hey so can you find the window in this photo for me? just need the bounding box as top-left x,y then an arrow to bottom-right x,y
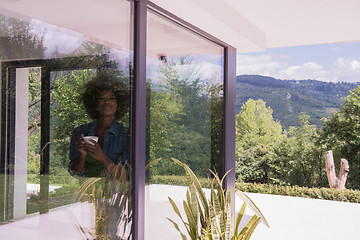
0,1 -> 133,239
145,9 -> 225,239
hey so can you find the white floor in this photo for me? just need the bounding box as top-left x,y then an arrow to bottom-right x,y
0,202 -> 95,240
246,193 -> 360,240
27,184 -> 62,195
146,185 -> 360,240
1,184 -> 360,240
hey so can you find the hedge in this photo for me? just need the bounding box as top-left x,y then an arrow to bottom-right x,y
236,182 -> 360,203
150,175 -> 360,203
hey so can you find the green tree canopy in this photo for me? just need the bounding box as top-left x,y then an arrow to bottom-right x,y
235,99 -> 283,184
0,15 -> 45,60
236,99 -> 282,148
278,113 -> 326,187
148,59 -> 222,178
319,86 -> 360,188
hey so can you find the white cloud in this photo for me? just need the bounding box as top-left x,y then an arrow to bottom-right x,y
236,54 -> 288,76
146,56 -> 223,86
329,58 -> 360,82
276,62 -> 329,81
237,54 -> 360,83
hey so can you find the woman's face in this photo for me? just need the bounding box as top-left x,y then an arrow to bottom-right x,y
96,90 -> 118,118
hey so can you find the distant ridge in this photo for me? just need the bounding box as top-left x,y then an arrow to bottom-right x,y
236,75 -> 359,129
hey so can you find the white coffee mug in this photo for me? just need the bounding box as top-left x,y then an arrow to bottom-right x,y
83,136 -> 99,145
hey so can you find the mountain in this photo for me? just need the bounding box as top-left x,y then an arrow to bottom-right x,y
236,75 -> 359,129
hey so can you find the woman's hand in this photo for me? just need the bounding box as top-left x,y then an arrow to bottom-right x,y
83,137 -> 118,175
85,139 -> 107,163
75,134 -> 87,156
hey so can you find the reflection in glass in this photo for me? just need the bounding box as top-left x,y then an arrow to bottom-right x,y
0,1 -> 133,239
145,10 -> 224,239
67,71 -> 131,239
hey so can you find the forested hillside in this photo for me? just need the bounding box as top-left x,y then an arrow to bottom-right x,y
236,75 -> 359,129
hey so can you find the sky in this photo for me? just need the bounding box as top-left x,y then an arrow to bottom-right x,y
31,16 -> 360,84
236,41 -> 360,83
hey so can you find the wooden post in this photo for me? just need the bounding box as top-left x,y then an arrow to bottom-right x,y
324,150 -> 349,189
338,158 -> 349,189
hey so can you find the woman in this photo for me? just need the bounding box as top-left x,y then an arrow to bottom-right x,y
68,71 -> 131,239
68,71 -> 130,178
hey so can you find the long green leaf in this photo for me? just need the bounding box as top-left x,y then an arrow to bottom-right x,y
172,158 -> 210,218
232,189 -> 270,228
183,201 -> 199,239
187,189 -> 200,228
167,218 -> 188,240
238,215 -> 258,238
225,202 -> 233,240
198,196 -> 208,230
209,170 -> 225,211
168,197 -> 191,236
234,203 -> 246,235
225,191 -> 233,236
73,177 -> 102,201
210,211 -> 221,240
211,186 -> 224,233
242,217 -> 260,240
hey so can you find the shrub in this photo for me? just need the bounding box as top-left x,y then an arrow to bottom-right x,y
151,175 -> 360,203
235,182 -> 360,203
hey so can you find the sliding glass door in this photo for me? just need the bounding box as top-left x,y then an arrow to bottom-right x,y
0,1 -> 134,239
145,9 -> 225,239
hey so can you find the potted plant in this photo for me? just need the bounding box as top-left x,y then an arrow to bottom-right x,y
74,163 -> 132,240
168,158 -> 269,240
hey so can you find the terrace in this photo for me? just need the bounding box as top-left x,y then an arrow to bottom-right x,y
1,184 -> 360,239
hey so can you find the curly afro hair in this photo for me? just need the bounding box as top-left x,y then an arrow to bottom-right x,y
80,71 -> 129,120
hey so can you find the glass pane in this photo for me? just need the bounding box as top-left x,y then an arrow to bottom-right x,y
145,10 -> 224,239
0,1 -> 133,239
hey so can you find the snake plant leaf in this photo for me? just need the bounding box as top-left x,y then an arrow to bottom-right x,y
168,197 -> 182,217
168,197 -> 191,236
198,196 -> 208,229
210,212 -> 221,240
73,177 -> 102,201
168,197 -> 187,222
234,203 -> 246,235
210,186 -> 226,234
172,158 -> 210,219
186,170 -> 199,216
211,187 -> 221,216
242,216 -> 260,240
225,191 -> 233,232
200,225 -> 212,240
209,169 -> 226,208
186,189 -> 200,226
167,218 -> 188,240
183,200 -> 199,240
225,202 -> 233,240
232,189 -> 270,228
237,215 -> 259,238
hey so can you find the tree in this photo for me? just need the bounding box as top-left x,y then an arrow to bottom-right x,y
319,86 -> 360,189
277,113 -> 326,187
235,99 -> 283,183
147,77 -> 185,176
51,69 -> 96,164
148,59 -> 220,178
0,15 -> 45,60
